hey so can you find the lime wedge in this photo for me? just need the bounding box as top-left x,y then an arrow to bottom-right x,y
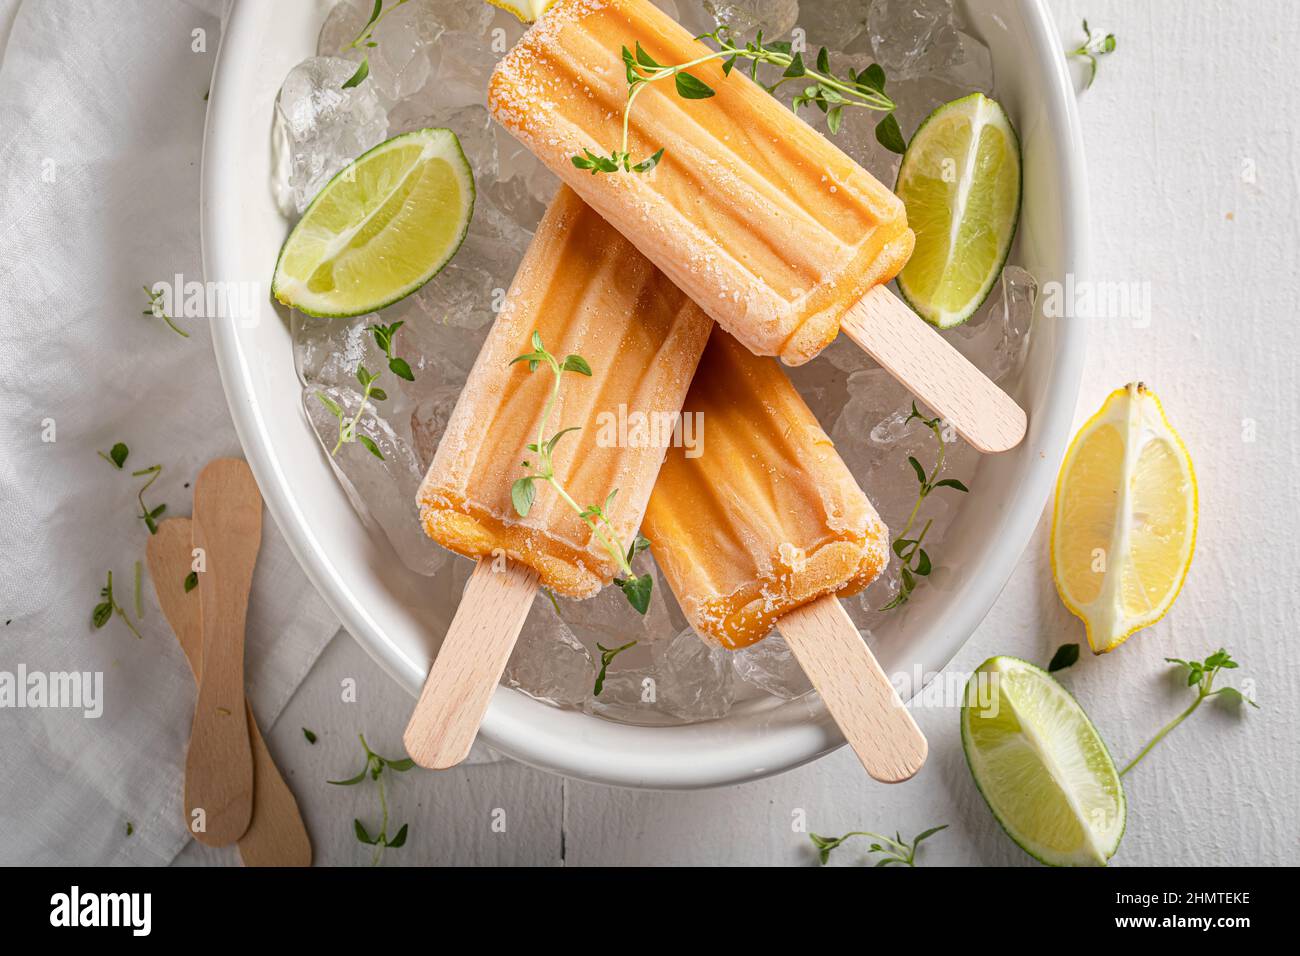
961,657 -> 1126,866
895,93 -> 1021,329
272,128 -> 474,318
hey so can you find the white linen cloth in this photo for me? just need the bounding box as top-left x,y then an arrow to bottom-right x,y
0,0 -> 341,864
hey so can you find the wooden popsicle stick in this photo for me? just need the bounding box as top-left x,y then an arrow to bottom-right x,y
186,459 -> 263,846
840,286 -> 1027,454
147,519 -> 311,867
778,594 -> 927,783
404,557 -> 540,769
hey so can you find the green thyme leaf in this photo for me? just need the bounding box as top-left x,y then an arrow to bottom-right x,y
512,477 -> 536,517
619,573 -> 653,615
342,57 -> 370,89
358,435 -> 384,460
593,640 -> 637,695
98,442 -> 130,469
1047,643 -> 1081,673
875,113 -> 907,154
561,354 -> 593,376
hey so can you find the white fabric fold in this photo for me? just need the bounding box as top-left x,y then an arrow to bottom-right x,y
0,0 -> 339,865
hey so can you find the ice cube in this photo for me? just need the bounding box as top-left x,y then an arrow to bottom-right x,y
293,311 -> 374,388
558,559 -> 680,649
704,0 -> 799,38
273,56 -> 388,214
426,0 -> 496,34
317,0 -> 371,61
799,1 -> 870,49
428,30 -> 507,110
320,0 -> 484,106
406,204 -> 526,334
409,385 -> 464,470
731,632 -> 812,699
653,628 -> 737,720
503,598 -> 596,706
867,0 -> 960,78
586,667 -> 666,724
388,103 -> 496,182
952,266 -> 1038,383
304,385 -> 446,576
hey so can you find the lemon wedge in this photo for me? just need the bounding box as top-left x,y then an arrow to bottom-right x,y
1051,383 -> 1198,653
484,0 -> 557,23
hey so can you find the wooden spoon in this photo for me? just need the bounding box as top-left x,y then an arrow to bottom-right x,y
148,518 -> 311,866
185,459 -> 262,846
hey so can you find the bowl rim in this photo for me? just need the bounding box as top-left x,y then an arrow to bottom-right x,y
201,0 -> 1088,790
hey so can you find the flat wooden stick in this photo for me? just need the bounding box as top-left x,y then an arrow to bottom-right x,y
404,557 -> 540,769
148,518 -> 311,867
840,286 -> 1027,454
778,594 -> 927,783
186,459 -> 262,846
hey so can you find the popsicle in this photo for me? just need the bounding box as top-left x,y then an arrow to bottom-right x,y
643,328 -> 927,781
405,185 -> 712,768
489,0 -> 1026,453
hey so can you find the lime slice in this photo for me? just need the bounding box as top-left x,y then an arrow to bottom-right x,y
485,0 -> 557,22
961,657 -> 1125,866
895,93 -> 1021,329
272,128 -> 474,318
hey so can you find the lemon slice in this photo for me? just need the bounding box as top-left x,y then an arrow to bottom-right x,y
485,0 -> 557,23
1051,383 -> 1198,653
962,656 -> 1126,867
895,93 -> 1022,329
272,128 -> 474,318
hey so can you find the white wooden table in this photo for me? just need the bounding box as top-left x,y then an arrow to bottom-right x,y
178,0 -> 1300,867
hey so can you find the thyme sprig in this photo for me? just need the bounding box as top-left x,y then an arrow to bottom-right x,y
880,403 -> 969,610
509,332 -> 654,614
593,640 -> 637,696
574,27 -> 902,174
143,285 -> 189,338
315,322 -> 413,462
340,0 -> 411,89
98,442 -> 129,469
1069,19 -> 1117,90
1121,649 -> 1257,777
811,824 -> 947,866
92,570 -> 143,639
328,733 -> 415,865
133,464 -> 167,535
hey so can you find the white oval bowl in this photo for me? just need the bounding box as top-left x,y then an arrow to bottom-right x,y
201,0 -> 1087,789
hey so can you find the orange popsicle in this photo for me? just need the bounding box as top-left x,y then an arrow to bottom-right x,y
417,184 -> 712,597
489,0 -> 1027,455
489,0 -> 914,367
643,328 -> 889,649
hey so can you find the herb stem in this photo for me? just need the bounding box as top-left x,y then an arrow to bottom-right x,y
519,344 -> 636,580
133,561 -> 144,619
335,379 -> 375,455
1120,676 -> 1212,778
108,570 -> 143,639
347,0 -> 409,52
